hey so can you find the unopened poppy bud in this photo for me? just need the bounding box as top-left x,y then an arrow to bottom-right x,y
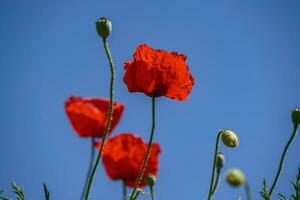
96,17 -> 112,38
226,169 -> 246,187
221,130 -> 239,148
292,107 -> 300,125
216,152 -> 225,169
146,174 -> 156,187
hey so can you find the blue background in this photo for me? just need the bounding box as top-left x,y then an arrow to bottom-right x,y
0,0 -> 299,199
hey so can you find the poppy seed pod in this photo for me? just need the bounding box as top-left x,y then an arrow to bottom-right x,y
146,174 -> 156,187
96,17 -> 112,38
216,152 -> 225,169
292,107 -> 300,125
226,169 -> 246,187
221,130 -> 239,148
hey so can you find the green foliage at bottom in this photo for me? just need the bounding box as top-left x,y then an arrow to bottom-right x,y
278,167 -> 300,200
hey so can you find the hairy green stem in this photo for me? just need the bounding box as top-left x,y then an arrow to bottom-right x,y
207,130 -> 223,200
84,38 -> 115,200
129,96 -> 156,200
269,124 -> 298,196
150,186 -> 155,200
80,137 -> 95,200
245,181 -> 252,200
211,168 -> 221,196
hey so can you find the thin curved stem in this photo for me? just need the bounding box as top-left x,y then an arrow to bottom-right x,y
244,181 -> 252,200
211,168 -> 221,196
84,37 -> 115,200
129,96 -> 156,200
80,137 -> 96,200
269,124 -> 298,196
207,130 -> 223,200
122,180 -> 127,200
150,186 -> 155,200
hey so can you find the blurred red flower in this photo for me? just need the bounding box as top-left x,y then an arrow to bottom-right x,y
65,96 -> 124,137
123,44 -> 195,100
95,133 -> 161,187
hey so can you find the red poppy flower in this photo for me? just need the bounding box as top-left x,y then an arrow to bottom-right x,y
65,96 -> 124,137
95,133 -> 161,187
123,44 -> 195,101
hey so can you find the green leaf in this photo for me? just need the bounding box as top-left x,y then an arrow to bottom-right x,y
260,178 -> 270,200
0,190 -> 11,200
11,182 -> 25,200
278,193 -> 287,200
43,183 -> 50,200
285,166 -> 300,200
0,197 -> 11,200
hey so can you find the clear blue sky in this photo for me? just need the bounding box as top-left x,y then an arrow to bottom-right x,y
0,0 -> 299,199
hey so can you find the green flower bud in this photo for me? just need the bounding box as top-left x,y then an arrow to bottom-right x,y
146,174 -> 156,187
216,152 -> 225,169
226,169 -> 246,187
221,130 -> 239,148
292,107 -> 300,125
96,17 -> 112,38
